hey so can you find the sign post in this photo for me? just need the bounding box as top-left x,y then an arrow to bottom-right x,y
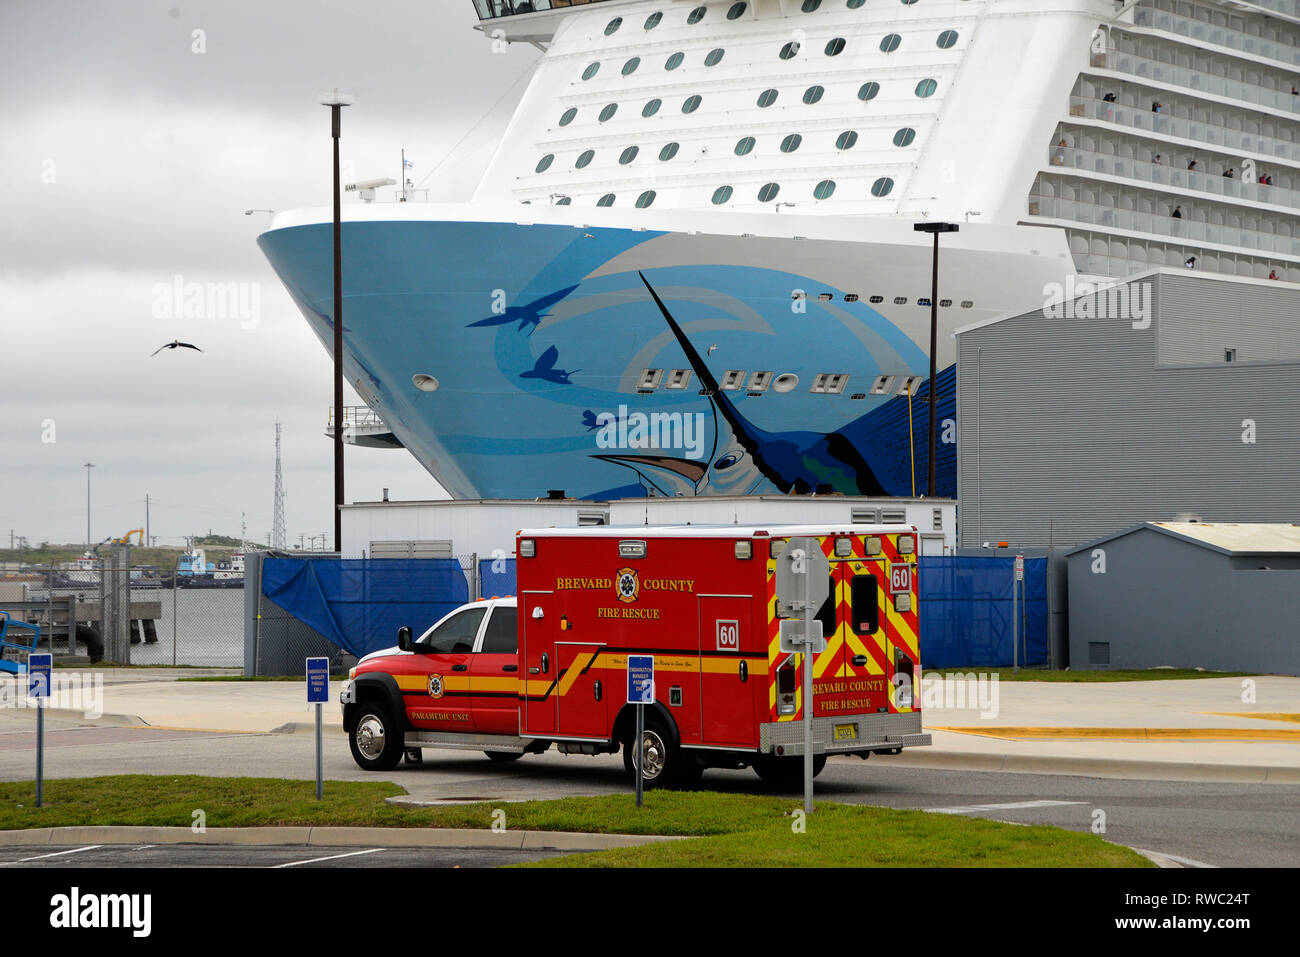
306,657 -> 330,800
1013,555 -> 1024,674
775,537 -> 830,814
626,654 -> 654,808
28,653 -> 52,808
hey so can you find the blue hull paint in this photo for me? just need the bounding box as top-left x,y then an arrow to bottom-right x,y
258,219 -> 956,499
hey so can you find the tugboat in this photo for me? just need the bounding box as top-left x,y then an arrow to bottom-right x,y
176,546 -> 245,589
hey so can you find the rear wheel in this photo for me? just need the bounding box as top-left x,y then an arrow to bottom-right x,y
753,754 -> 827,788
348,701 -> 404,771
623,713 -> 683,789
485,751 -> 524,763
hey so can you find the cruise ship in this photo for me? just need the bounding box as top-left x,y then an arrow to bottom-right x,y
258,0 -> 1300,501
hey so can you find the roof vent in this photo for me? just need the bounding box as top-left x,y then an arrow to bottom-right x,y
1171,512 -> 1203,523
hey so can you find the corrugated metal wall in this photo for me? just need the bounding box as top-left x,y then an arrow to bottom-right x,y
957,272 -> 1300,549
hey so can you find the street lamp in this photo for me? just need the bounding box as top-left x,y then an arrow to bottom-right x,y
913,222 -> 959,498
320,89 -> 354,554
83,462 -> 95,550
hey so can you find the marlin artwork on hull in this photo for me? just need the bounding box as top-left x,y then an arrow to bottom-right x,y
258,0 -> 1300,501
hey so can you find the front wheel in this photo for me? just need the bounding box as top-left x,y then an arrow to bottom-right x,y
348,702 -> 405,771
623,714 -> 683,789
485,751 -> 524,763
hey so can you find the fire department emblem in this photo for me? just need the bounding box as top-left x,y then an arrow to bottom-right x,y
616,567 -> 639,604
428,674 -> 444,699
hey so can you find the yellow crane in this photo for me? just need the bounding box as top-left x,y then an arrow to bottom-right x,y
112,528 -> 144,546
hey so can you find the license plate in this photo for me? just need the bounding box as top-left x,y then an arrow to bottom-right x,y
834,723 -> 857,741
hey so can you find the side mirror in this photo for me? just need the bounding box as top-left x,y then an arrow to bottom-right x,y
397,626 -> 413,652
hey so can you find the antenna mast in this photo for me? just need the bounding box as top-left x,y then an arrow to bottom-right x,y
272,420 -> 287,549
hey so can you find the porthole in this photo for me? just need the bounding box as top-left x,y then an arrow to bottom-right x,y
535,154 -> 554,173
916,78 -> 938,98
780,41 -> 801,60
659,141 -> 679,161
644,11 -> 663,30
880,33 -> 901,53
773,373 -> 799,393
734,136 -> 756,156
869,295 -> 884,304
688,6 -> 707,24
835,130 -> 859,151
619,145 -> 639,165
576,150 -> 595,169
412,374 -> 439,392
937,30 -> 959,49
727,2 -> 748,20
961,300 -> 974,308
559,107 -> 577,127
582,62 -> 600,81
665,51 -> 684,70
802,0 -> 822,10
597,193 -> 616,207
705,48 -> 725,66
825,37 -> 846,56
622,57 -> 641,76
940,299 -> 953,307
642,98 -> 662,117
712,185 -> 734,205
803,85 -> 825,104
757,88 -> 779,108
871,176 -> 895,197
605,17 -> 622,36
758,182 -> 780,202
858,81 -> 881,101
893,127 -> 916,147
599,103 -> 618,122
814,179 -> 837,200
636,190 -> 657,208
780,133 -> 802,153
555,197 -> 572,206
847,0 -> 866,7
894,297 -> 908,305
682,94 -> 702,113
901,0 -> 918,4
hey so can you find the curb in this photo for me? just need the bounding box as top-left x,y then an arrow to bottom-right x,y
41,708 -> 148,727
932,726 -> 1300,741
0,825 -> 682,851
886,749 -> 1300,783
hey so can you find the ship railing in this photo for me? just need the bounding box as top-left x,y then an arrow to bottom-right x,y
1095,50 -> 1300,115
1028,193 -> 1300,258
1239,0 -> 1300,21
470,0 -> 617,21
1048,146 -> 1300,211
327,406 -> 389,430
1133,7 -> 1300,68
1068,95 -> 1300,165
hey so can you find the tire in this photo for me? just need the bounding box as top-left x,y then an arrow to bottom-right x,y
76,624 -> 103,663
623,713 -> 684,789
348,701 -> 405,771
485,751 -> 524,763
753,754 -> 827,788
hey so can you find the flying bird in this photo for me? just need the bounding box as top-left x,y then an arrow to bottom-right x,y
151,340 -> 202,356
520,345 -> 579,384
468,284 -> 579,334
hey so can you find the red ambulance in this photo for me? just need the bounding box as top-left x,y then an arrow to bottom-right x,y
341,524 -> 930,787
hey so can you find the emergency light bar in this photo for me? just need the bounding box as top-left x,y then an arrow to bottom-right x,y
619,540 -> 647,559
734,541 -> 752,560
519,539 -> 536,558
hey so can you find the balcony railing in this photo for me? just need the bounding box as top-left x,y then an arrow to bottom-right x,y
1028,194 -> 1300,257
470,0 -> 619,20
1242,0 -> 1300,20
1133,7 -> 1300,67
1048,145 -> 1300,210
1093,49 -> 1300,114
1068,95 -> 1300,164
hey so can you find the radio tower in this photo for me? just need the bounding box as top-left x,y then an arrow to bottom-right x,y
272,420 -> 287,549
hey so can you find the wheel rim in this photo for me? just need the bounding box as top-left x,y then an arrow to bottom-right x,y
356,714 -> 386,760
639,729 -> 667,780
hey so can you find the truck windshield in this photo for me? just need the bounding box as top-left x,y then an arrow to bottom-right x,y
419,608 -> 486,653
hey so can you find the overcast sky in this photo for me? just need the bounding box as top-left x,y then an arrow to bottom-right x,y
0,0 -> 540,548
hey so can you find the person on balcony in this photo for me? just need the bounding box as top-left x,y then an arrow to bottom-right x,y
1223,168 -> 1235,178
1172,205 -> 1183,219
1152,101 -> 1163,112
1187,159 -> 1198,171
1103,92 -> 1117,103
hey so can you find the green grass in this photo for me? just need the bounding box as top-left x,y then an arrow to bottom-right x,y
0,776 -> 1147,868
925,668 -> 1254,683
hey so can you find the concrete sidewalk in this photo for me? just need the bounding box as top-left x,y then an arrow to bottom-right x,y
13,669 -> 1300,780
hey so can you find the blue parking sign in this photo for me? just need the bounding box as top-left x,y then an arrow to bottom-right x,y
306,657 -> 330,703
28,653 -> 52,699
627,655 -> 654,705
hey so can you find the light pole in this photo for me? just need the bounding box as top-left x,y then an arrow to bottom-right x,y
913,222 -> 959,498
320,89 -> 353,555
83,462 -> 95,550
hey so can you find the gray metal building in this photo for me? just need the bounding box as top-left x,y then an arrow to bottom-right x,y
955,269 -> 1300,550
1066,522 -> 1300,675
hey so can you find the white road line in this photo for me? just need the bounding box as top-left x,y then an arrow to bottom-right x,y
272,848 -> 385,868
0,845 -> 104,865
927,800 -> 1086,815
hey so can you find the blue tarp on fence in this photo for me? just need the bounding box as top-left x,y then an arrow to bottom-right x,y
479,558 -> 516,600
920,557 -> 1048,669
261,558 -> 469,660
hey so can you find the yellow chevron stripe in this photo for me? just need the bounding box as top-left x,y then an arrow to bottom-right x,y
556,651 -> 597,696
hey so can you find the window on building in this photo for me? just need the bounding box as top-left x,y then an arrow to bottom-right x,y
682,94 -> 702,113
780,133 -> 802,153
916,78 -> 938,98
644,11 -> 663,30
872,177 -> 895,196
665,51 -> 684,70
688,6 -> 707,25
619,146 -> 639,165
597,193 -> 616,207
576,150 -> 595,169
605,17 -> 623,36
893,127 -> 916,147
937,30 -> 959,49
757,88 -> 779,108
659,141 -> 679,161
583,62 -> 600,80
758,182 -> 781,202
705,48 -> 725,66
803,85 -> 825,104
858,81 -> 881,101
880,33 -> 901,53
727,2 -> 748,19
599,103 -> 618,122
814,179 -> 837,199
622,57 -> 641,76
825,37 -> 846,56
835,130 -> 859,150
780,41 -> 801,60
642,98 -> 662,117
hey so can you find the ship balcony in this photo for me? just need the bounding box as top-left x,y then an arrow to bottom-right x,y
1090,50 -> 1300,116
325,406 -> 403,450
1067,95 -> 1300,166
1131,6 -> 1300,69
1027,193 -> 1300,261
470,0 -> 622,17
1047,145 -> 1299,211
